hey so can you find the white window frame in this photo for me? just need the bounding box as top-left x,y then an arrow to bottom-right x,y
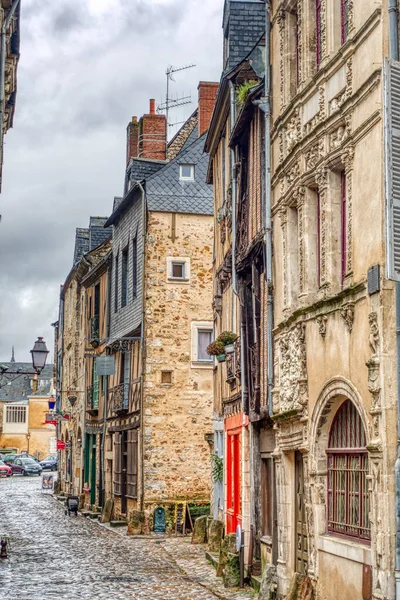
6,405 -> 27,424
167,257 -> 190,283
179,164 -> 195,181
191,321 -> 214,367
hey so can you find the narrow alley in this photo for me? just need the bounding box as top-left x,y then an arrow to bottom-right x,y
0,478 -> 253,600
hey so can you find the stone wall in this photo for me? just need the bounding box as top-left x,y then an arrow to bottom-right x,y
143,211 -> 214,510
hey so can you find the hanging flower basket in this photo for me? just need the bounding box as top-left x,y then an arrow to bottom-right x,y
216,353 -> 227,363
217,331 -> 238,354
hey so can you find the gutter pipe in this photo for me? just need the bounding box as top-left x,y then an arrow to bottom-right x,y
263,2 -> 273,416
0,0 -> 19,173
137,181 -> 146,512
230,81 -> 238,304
388,1 -> 400,596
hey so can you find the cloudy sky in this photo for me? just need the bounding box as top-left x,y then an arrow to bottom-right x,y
0,0 -> 222,363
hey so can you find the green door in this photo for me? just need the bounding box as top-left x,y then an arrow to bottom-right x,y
90,439 -> 96,506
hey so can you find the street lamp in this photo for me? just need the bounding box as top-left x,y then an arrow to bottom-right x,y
0,337 -> 49,376
30,337 -> 49,373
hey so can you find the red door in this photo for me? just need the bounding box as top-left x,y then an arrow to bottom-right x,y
226,431 -> 241,534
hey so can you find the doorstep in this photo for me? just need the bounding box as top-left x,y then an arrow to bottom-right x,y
205,550 -> 219,570
251,575 -> 261,592
110,520 -> 128,527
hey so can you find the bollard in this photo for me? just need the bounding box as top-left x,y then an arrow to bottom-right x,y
0,539 -> 8,558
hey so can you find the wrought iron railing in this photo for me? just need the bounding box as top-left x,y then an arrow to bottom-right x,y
111,383 -> 130,414
90,315 -> 100,344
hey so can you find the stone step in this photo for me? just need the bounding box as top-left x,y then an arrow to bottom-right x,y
109,520 -> 127,527
87,512 -> 100,520
205,551 -> 219,570
251,575 -> 262,592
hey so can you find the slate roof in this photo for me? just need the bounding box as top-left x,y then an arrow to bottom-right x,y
89,217 -> 111,251
0,363 -> 53,401
73,217 -> 110,265
223,0 -> 265,73
145,130 -> 213,216
73,228 -> 89,265
127,158 -> 166,187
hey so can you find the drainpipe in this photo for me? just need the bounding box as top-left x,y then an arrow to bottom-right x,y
0,0 -> 19,171
137,181 -> 146,513
388,0 -> 400,596
263,2 -> 273,416
230,82 -> 239,323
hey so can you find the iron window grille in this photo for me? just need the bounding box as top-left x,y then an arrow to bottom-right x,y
327,400 -> 370,542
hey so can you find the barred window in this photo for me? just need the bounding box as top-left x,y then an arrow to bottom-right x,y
327,400 -> 370,542
6,406 -> 27,423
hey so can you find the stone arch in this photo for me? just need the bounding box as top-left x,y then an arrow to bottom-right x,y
310,376 -> 370,467
308,377 -> 371,552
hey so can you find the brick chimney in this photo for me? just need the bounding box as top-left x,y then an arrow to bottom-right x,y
138,99 -> 167,161
198,81 -> 219,137
126,116 -> 139,166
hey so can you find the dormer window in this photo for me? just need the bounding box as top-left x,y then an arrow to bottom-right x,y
180,164 -> 195,181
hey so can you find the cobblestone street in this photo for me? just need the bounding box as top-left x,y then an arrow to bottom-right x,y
0,478 -> 254,600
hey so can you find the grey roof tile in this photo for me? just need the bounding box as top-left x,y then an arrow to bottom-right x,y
0,363 -> 53,401
145,132 -> 213,215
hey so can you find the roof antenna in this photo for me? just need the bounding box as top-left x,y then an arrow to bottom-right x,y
157,64 -> 196,136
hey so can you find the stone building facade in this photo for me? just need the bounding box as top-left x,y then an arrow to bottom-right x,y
0,0 -> 20,191
207,0 -> 400,599
57,219 -> 111,497
103,86 -> 217,529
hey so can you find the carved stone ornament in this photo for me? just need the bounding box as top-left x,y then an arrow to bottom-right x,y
329,123 -> 348,150
369,312 -> 379,357
305,140 -> 324,171
285,109 -> 301,154
278,323 -> 308,414
340,302 -> 355,333
317,315 -> 328,338
366,312 -> 381,412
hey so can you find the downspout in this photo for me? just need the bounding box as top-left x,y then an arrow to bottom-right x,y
137,181 -> 146,512
264,2 -> 273,416
0,0 -> 19,170
230,81 -> 239,307
389,1 -> 400,596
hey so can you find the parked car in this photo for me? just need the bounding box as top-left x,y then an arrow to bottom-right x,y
3,454 -> 17,465
40,455 -> 58,471
11,457 -> 42,476
0,460 -> 12,477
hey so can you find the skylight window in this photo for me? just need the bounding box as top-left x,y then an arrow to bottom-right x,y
180,164 -> 195,181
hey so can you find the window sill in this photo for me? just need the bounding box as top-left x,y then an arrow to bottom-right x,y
317,534 -> 371,565
167,277 -> 190,284
191,361 -> 214,369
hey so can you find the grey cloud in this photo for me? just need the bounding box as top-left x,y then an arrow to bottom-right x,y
0,0 -> 223,361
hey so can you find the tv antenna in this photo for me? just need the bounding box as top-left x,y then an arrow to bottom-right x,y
157,63 -> 196,131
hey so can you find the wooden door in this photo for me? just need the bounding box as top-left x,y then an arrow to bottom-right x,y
226,432 -> 241,534
90,438 -> 96,506
295,451 -> 308,575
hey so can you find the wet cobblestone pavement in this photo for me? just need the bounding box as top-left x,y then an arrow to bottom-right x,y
0,477 -> 254,600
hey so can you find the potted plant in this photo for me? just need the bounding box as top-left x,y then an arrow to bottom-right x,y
217,331 -> 238,354
206,340 -> 226,363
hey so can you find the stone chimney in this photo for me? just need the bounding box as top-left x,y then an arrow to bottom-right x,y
198,81 -> 219,137
138,99 -> 167,161
126,116 -> 139,166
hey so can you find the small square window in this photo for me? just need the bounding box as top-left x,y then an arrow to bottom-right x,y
161,371 -> 172,384
180,165 -> 195,181
172,262 -> 185,279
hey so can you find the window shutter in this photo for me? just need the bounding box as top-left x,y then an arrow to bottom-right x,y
126,429 -> 138,498
384,59 -> 400,281
113,433 -> 122,496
